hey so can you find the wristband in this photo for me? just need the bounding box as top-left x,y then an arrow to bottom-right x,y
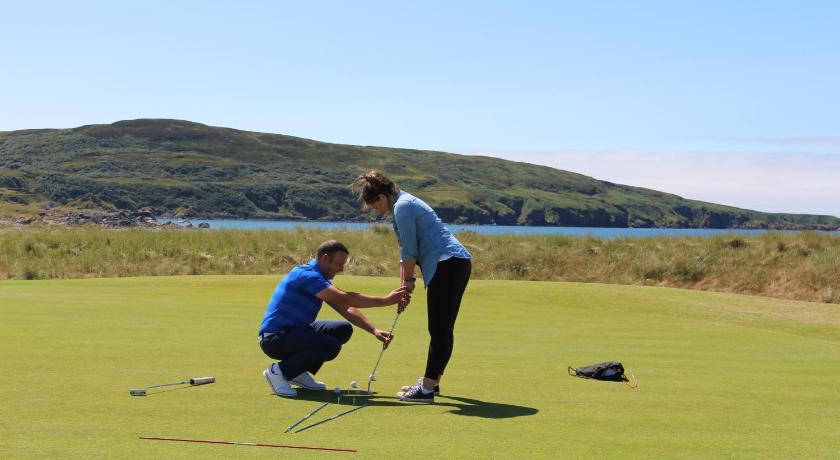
406,277 -> 416,283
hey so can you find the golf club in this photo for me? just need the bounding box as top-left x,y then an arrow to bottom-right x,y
129,376 -> 215,396
294,404 -> 370,433
139,436 -> 356,452
365,310 -> 401,394
284,401 -> 330,433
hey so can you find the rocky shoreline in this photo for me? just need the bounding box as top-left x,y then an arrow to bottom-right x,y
0,208 -> 210,229
1,208 -> 838,232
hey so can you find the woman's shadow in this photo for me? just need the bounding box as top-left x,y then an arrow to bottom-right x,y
292,390 -> 538,419
437,395 -> 538,418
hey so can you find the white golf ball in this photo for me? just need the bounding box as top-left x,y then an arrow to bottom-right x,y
350,381 -> 358,388
369,374 -> 376,381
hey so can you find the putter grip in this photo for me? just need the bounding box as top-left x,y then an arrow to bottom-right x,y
189,376 -> 215,386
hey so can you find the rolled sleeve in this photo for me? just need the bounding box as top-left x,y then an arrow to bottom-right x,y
394,201 -> 419,261
298,271 -> 332,296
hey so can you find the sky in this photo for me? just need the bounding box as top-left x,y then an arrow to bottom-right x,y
2,1 -> 838,217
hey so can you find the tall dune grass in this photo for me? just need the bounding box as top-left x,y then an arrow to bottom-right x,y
1,225 -> 838,303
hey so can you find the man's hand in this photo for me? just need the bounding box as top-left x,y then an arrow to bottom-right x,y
374,329 -> 394,348
385,286 -> 409,305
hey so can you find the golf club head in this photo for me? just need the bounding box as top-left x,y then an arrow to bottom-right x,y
129,389 -> 147,396
189,376 -> 215,386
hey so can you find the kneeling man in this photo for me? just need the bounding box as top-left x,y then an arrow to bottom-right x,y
259,240 -> 407,397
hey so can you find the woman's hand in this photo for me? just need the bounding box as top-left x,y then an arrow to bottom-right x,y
397,296 -> 410,313
397,278 -> 414,312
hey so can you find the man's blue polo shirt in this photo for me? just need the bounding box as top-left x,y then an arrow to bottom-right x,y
258,259 -> 332,334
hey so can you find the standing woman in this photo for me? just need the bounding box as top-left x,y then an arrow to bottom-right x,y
351,171 -> 472,403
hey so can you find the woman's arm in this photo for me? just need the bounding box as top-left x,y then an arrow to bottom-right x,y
400,260 -> 416,289
393,201 -> 419,263
398,260 -> 416,312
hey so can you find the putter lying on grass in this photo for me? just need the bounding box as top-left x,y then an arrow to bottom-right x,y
294,404 -> 370,433
139,436 -> 356,452
129,376 -> 215,396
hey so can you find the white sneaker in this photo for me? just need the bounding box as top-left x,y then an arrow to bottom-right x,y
290,371 -> 326,390
263,363 -> 297,397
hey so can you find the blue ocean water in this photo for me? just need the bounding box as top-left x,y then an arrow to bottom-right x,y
167,219 -> 826,239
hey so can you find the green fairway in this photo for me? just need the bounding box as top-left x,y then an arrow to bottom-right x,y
2,276 -> 839,458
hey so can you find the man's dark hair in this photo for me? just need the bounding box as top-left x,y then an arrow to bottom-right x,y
316,240 -> 350,259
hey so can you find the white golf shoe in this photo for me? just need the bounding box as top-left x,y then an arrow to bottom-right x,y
290,371 -> 326,390
263,363 -> 297,397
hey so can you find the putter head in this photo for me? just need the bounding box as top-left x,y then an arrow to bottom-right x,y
129,389 -> 146,396
189,376 -> 215,386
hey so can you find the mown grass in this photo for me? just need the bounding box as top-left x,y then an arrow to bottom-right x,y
1,225 -> 838,303
1,276 -> 839,458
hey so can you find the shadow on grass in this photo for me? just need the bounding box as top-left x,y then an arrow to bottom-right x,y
289,390 -> 538,419
438,395 -> 539,418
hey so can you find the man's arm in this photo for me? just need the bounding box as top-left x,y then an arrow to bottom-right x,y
316,285 -> 406,309
328,302 -> 393,347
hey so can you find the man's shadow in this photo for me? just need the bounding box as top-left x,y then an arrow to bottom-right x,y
290,390 -> 538,419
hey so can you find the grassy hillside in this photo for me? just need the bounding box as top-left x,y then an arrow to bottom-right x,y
1,119 -> 838,229
2,276 -> 839,458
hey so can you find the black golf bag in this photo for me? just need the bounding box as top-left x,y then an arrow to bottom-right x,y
568,361 -> 637,388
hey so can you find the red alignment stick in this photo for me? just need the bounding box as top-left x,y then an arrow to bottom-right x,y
139,436 -> 356,453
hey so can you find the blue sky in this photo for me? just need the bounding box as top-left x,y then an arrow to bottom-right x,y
2,1 -> 838,217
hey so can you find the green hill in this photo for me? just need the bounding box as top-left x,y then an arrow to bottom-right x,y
1,119 -> 838,229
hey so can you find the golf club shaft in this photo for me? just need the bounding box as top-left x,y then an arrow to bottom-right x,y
284,401 -> 330,433
294,404 -> 370,433
139,436 -> 356,452
143,376 -> 215,390
144,380 -> 190,390
367,310 -> 401,393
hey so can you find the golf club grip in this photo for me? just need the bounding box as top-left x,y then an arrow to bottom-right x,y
189,376 -> 215,386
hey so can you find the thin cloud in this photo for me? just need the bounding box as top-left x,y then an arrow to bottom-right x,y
463,149 -> 840,218
691,137 -> 840,147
